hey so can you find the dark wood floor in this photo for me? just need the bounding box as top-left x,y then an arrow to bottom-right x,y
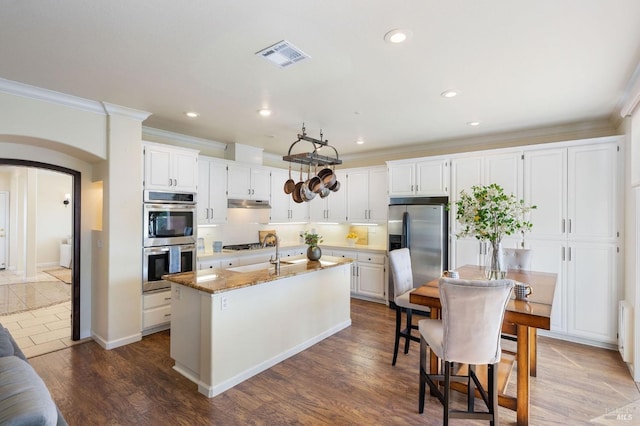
30,299 -> 638,425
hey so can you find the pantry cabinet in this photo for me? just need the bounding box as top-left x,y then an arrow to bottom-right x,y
388,158 -> 450,197
346,166 -> 388,222
143,142 -> 198,192
523,139 -> 621,345
524,143 -> 617,242
227,163 -> 271,200
269,168 -> 308,222
198,157 -> 227,225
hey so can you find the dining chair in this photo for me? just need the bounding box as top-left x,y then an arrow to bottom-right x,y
418,277 -> 514,425
389,248 -> 429,366
502,248 -> 532,271
501,248 -> 532,344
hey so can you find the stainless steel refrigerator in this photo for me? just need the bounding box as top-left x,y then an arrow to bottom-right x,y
388,197 -> 448,304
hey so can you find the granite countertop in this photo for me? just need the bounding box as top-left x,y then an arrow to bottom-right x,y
163,255 -> 354,295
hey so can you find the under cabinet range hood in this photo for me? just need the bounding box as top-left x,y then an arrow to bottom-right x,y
227,198 -> 271,209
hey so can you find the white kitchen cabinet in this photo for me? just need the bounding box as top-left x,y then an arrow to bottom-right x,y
524,143 -> 618,242
197,259 -> 221,270
355,252 -> 386,301
346,166 -> 388,222
309,175 -> 347,223
525,239 -> 618,344
227,163 -> 271,200
523,138 -> 621,346
387,158 -> 450,197
269,168 -> 308,222
449,151 -> 523,268
331,249 -> 386,302
142,290 -> 172,334
198,157 -> 227,225
143,142 -> 199,192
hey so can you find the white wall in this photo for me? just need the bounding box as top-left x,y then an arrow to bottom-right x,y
0,85 -> 149,347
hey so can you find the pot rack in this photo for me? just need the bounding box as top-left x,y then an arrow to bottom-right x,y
282,124 -> 342,166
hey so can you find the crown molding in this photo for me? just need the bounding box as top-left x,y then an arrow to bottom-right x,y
620,61 -> 640,117
101,102 -> 151,121
0,77 -> 105,114
142,126 -> 227,150
336,119 -> 617,166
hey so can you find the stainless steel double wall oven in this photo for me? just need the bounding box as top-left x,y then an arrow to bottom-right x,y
143,190 -> 197,293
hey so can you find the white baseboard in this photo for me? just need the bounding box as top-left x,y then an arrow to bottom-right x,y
91,331 -> 142,350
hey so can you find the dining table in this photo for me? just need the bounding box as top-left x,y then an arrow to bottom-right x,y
410,264 -> 557,426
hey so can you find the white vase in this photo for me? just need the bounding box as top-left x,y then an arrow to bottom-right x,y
485,241 -> 506,280
346,238 -> 357,247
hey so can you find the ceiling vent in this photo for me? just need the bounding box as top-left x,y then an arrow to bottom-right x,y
256,40 -> 310,68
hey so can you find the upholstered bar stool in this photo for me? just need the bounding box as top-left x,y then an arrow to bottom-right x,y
502,248 -> 532,271
419,278 -> 514,425
501,248 -> 530,339
389,248 -> 429,366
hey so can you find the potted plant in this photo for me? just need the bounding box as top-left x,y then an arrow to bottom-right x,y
454,183 -> 536,279
304,231 -> 323,261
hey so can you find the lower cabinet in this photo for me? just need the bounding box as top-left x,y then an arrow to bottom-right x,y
142,290 -> 172,334
331,249 -> 386,303
525,239 -> 618,346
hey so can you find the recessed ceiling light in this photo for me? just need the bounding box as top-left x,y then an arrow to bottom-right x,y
258,108 -> 272,117
185,111 -> 199,118
356,139 -> 364,145
467,121 -> 481,126
384,29 -> 413,44
441,90 -> 458,98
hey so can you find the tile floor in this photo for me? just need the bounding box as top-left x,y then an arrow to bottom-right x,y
0,268 -> 83,358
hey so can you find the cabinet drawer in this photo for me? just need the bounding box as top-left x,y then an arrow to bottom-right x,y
143,290 -> 172,309
143,305 -> 171,328
331,250 -> 357,259
198,259 -> 221,270
357,253 -> 386,264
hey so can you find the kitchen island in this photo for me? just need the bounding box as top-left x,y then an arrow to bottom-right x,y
163,255 -> 353,397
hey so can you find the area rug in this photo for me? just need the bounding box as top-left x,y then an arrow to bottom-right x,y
43,267 -> 72,284
591,399 -> 640,424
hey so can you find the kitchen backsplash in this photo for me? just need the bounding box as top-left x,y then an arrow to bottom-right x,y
197,209 -> 387,251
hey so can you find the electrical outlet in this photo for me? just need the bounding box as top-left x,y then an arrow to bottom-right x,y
174,286 -> 182,300
221,296 -> 229,311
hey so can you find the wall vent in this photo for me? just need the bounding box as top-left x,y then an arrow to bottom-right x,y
619,300 -> 633,362
256,40 -> 310,68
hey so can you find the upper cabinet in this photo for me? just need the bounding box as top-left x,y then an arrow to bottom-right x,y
524,142 -> 618,242
143,142 -> 199,192
449,151 -> 523,269
269,168 -> 308,223
198,157 -> 227,225
346,166 -> 388,222
387,158 -> 450,197
309,168 -> 347,223
227,163 -> 271,200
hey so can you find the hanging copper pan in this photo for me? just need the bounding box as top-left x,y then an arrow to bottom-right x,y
284,163 -> 295,194
292,164 -> 304,203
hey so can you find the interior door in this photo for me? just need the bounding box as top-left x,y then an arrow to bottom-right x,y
0,191 -> 6,269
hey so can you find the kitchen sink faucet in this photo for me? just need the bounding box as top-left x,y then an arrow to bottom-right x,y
262,233 -> 280,273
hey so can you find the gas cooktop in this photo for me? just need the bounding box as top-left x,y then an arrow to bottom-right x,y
222,242 -> 273,251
